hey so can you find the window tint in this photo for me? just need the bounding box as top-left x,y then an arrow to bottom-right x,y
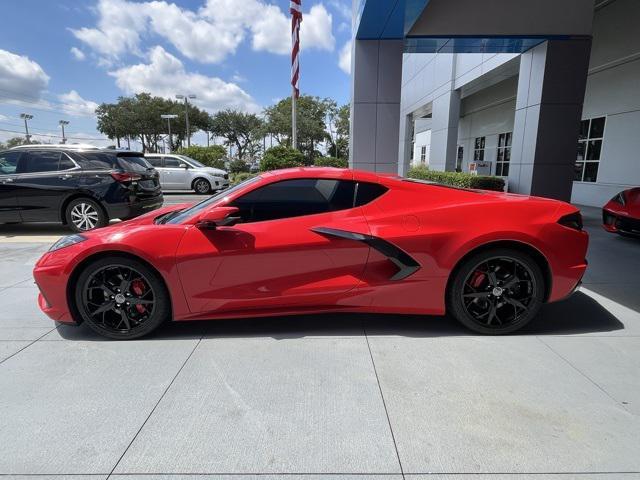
117,154 -> 151,173
146,156 -> 163,167
0,151 -> 20,175
58,154 -> 76,170
355,182 -> 387,206
73,152 -> 117,170
164,157 -> 182,168
231,179 -> 356,223
20,151 -> 62,173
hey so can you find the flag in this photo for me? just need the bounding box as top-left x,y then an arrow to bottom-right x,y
290,0 -> 302,98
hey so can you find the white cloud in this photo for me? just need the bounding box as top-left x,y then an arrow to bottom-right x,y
0,114 -> 8,121
338,40 -> 351,74
0,49 -> 50,101
328,0 -> 351,20
109,46 -> 260,113
69,0 -> 145,62
70,47 -> 86,61
57,90 -> 99,117
71,0 -> 335,65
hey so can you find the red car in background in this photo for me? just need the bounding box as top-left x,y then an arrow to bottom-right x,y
602,187 -> 640,237
33,168 -> 589,340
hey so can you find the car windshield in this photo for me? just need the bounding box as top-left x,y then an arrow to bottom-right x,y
178,155 -> 205,168
165,175 -> 261,224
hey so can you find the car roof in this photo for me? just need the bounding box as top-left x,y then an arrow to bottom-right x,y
8,145 -> 142,155
263,167 -> 383,183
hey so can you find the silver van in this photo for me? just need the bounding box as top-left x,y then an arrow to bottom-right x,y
145,154 -> 229,194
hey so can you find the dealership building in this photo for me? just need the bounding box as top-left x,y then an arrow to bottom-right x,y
349,0 -> 639,206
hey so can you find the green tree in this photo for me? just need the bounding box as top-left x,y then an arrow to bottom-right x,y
209,109 -> 264,161
96,93 -> 210,152
260,146 -> 305,171
177,145 -> 227,169
263,95 -> 333,164
2,137 -> 30,149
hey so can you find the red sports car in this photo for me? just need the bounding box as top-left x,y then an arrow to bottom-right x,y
33,168 -> 588,339
602,187 -> 640,237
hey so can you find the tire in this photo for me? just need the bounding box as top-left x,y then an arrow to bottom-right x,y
447,248 -> 545,334
65,198 -> 108,232
193,178 -> 211,194
73,256 -> 171,340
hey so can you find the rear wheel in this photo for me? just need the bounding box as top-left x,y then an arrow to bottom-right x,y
74,256 -> 171,340
65,198 -> 108,232
193,178 -> 211,194
448,248 -> 545,334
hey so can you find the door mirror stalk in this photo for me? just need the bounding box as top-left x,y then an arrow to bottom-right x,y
195,206 -> 240,229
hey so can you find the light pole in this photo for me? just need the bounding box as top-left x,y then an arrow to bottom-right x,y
20,113 -> 33,144
175,94 -> 196,147
59,120 -> 69,144
161,114 -> 178,153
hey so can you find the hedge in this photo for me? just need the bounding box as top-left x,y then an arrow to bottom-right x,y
407,165 -> 505,192
177,145 -> 226,170
230,172 -> 258,185
260,146 -> 305,171
314,156 -> 348,168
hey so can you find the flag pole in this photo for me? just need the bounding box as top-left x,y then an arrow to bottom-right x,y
290,0 -> 301,150
292,87 -> 297,149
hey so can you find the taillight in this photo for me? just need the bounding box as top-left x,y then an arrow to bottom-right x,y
110,171 -> 142,183
558,212 -> 583,231
610,191 -> 626,206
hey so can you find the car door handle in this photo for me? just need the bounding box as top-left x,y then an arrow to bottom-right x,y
59,174 -> 73,180
1,177 -> 14,183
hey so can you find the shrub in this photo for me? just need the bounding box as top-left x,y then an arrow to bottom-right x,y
406,165 -> 505,192
177,145 -> 226,170
260,146 -> 305,171
230,172 -> 257,185
228,158 -> 250,174
314,156 -> 348,168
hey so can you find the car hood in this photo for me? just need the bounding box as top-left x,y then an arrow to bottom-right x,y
199,167 -> 227,176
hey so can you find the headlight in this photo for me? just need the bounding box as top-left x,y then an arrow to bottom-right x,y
49,234 -> 87,252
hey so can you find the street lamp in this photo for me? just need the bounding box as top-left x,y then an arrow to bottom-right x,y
59,120 -> 69,144
176,94 -> 196,147
161,114 -> 178,153
20,113 -> 33,144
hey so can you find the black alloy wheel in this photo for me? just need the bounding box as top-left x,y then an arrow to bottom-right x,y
448,248 -> 545,334
74,257 -> 170,339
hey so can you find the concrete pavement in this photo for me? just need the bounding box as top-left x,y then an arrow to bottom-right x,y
0,204 -> 639,479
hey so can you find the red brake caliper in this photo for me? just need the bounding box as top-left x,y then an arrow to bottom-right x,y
470,270 -> 486,289
131,279 -> 146,314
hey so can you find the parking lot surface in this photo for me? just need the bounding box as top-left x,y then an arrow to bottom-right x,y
1,200 -> 639,479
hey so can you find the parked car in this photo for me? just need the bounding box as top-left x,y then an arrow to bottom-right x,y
144,153 -> 229,194
602,187 -> 640,237
0,145 -> 163,232
33,167 -> 588,340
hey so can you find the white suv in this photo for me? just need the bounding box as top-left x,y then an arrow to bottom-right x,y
145,154 -> 229,194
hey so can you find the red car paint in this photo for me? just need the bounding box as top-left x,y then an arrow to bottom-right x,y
33,168 -> 588,325
602,187 -> 640,237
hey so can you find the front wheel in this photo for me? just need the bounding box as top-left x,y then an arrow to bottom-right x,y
193,178 -> 211,194
74,256 -> 171,340
447,248 -> 545,334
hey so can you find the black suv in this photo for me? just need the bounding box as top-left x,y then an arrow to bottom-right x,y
0,145 -> 163,232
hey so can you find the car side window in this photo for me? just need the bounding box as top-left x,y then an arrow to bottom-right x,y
231,178 -> 356,223
164,157 -> 182,168
355,182 -> 388,206
146,156 -> 163,167
58,154 -> 76,171
19,151 -> 62,174
0,151 -> 21,175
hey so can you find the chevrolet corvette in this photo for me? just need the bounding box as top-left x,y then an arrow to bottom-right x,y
33,167 -> 589,339
602,187 -> 640,237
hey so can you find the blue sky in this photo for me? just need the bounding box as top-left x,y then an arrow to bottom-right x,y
0,0 -> 352,146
